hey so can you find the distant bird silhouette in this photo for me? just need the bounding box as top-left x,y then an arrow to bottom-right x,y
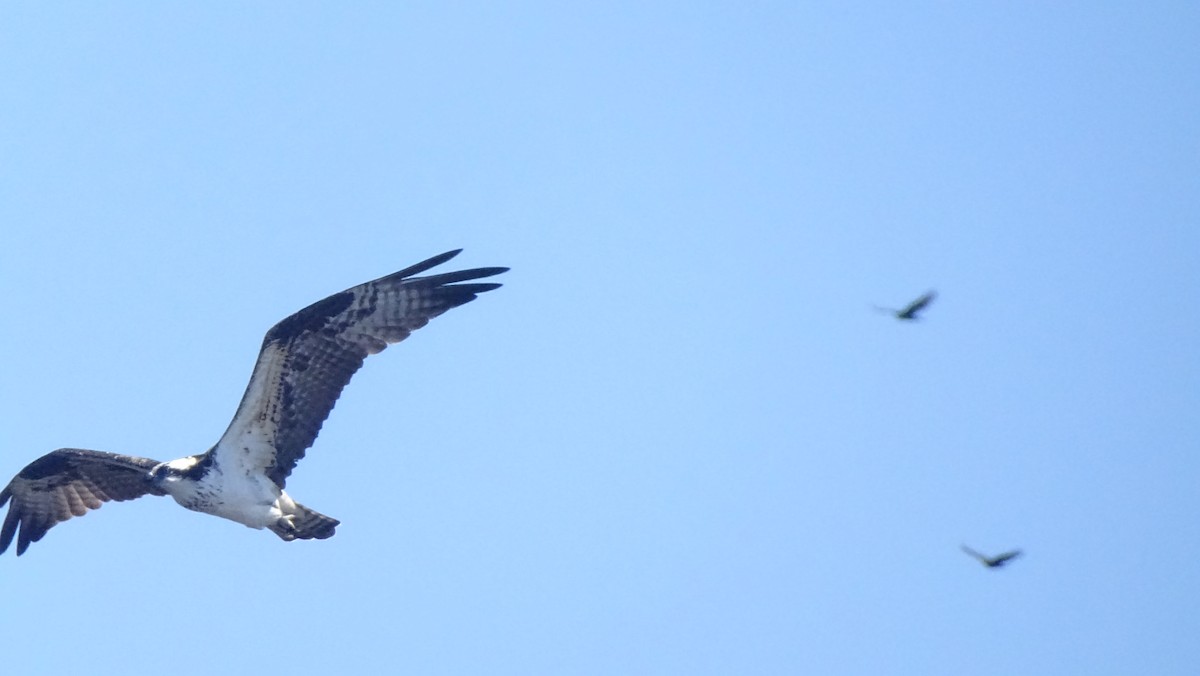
961,545 -> 1022,568
875,290 -> 936,320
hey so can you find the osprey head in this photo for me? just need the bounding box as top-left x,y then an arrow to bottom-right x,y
147,456 -> 203,488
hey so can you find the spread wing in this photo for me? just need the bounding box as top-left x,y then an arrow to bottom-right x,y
961,544 -> 1022,568
212,249 -> 507,487
960,544 -> 988,563
989,549 -> 1022,566
0,449 -> 165,556
897,290 -> 936,319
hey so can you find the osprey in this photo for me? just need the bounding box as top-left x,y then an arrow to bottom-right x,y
961,544 -> 1023,568
0,250 -> 506,556
875,290 -> 937,321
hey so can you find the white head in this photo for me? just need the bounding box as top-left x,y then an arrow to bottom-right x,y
147,455 -> 205,489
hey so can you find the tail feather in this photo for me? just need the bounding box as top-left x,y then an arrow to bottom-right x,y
269,504 -> 339,541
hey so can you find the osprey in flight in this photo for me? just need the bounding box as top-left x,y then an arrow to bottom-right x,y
961,544 -> 1022,568
875,290 -> 937,321
0,250 -> 506,556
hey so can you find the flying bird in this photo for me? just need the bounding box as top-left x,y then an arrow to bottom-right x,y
961,545 -> 1022,568
875,290 -> 937,320
0,249 -> 506,557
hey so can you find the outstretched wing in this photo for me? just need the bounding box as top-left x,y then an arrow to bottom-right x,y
0,449 -> 165,556
897,290 -> 936,319
961,544 -> 1022,568
989,549 -> 1022,566
960,544 -> 988,563
213,249 -> 507,487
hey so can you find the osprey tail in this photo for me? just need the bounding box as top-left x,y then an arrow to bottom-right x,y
269,503 -> 339,541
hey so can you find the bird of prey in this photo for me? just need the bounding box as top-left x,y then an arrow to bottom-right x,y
961,545 -> 1022,568
875,290 -> 937,320
0,249 -> 506,557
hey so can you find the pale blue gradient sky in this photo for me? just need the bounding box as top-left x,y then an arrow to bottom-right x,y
2,3 -> 1198,675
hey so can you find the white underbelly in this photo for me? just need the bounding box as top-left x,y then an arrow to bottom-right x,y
169,469 -> 285,530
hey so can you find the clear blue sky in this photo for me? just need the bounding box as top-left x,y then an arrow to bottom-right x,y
2,3 -> 1198,675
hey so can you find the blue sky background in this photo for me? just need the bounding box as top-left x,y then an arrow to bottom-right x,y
2,3 -> 1198,674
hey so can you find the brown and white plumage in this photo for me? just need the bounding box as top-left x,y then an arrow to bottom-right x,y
219,248 -> 506,487
0,451 -> 165,556
0,249 -> 506,556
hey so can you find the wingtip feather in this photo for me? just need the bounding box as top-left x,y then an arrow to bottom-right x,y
0,503 -> 17,557
385,249 -> 464,281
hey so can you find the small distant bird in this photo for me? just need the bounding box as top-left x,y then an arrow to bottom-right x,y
0,249 -> 507,556
875,290 -> 937,320
961,545 -> 1022,568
